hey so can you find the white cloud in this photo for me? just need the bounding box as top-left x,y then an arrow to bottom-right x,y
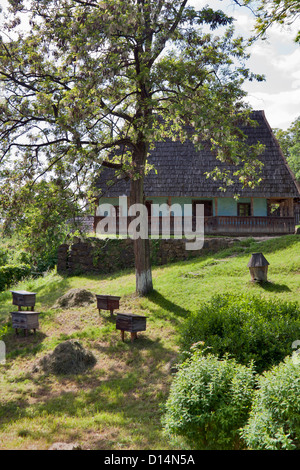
244,88 -> 300,129
271,48 -> 300,73
243,39 -> 300,129
231,11 -> 300,130
188,1 -> 300,129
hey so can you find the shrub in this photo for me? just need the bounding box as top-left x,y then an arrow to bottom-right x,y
162,349 -> 256,450
241,356 -> 300,450
180,293 -> 300,373
0,264 -> 31,291
2,181 -> 83,272
0,325 -> 8,340
0,248 -> 8,267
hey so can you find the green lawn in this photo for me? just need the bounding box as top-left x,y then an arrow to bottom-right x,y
0,234 -> 299,450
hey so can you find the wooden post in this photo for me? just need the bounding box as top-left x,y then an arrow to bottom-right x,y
289,198 -> 294,217
131,332 -> 137,342
251,197 -> 254,216
94,200 -> 97,233
214,198 -> 218,216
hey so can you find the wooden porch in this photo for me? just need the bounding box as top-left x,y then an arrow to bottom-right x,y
94,215 -> 296,237
204,216 -> 295,235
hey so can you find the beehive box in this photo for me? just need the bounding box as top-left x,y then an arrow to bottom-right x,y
96,295 -> 120,313
11,290 -> 36,309
116,313 -> 147,333
11,311 -> 40,334
247,253 -> 269,282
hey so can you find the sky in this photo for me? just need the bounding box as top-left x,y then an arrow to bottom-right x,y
1,0 -> 299,131
189,0 -> 300,131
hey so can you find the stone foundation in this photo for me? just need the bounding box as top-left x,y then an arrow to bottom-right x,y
57,237 -> 241,276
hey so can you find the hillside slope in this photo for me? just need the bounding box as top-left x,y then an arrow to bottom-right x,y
0,235 -> 299,450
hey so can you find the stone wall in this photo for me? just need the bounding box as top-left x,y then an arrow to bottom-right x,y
57,237 -> 241,276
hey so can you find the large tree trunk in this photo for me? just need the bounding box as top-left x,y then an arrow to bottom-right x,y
130,143 -> 153,296
133,235 -> 153,296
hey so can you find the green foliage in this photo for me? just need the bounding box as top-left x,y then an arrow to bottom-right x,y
0,248 -> 8,267
2,181 -> 81,271
0,324 -> 8,340
162,349 -> 256,450
274,116 -> 300,181
0,0 -> 268,295
0,263 -> 31,292
240,0 -> 300,44
0,0 -> 266,199
241,356 -> 300,450
179,293 -> 300,373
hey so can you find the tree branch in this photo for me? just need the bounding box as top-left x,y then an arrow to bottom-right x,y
148,0 -> 189,67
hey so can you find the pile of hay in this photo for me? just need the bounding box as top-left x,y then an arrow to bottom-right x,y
52,288 -> 95,309
39,340 -> 97,375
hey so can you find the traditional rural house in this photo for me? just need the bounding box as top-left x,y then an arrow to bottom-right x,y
94,110 -> 300,236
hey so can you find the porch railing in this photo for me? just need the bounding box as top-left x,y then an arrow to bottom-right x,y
205,216 -> 295,235
94,215 -> 295,236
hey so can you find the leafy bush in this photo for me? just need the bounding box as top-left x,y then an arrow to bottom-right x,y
0,264 -> 31,291
241,356 -> 300,450
180,293 -> 300,373
2,181 -> 83,272
0,325 -> 8,340
0,248 -> 8,267
162,348 -> 256,450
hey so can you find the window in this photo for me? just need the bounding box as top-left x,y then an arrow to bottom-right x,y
267,201 -> 280,217
192,200 -> 213,217
237,203 -> 251,217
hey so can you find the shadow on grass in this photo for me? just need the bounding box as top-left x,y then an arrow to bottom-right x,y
0,331 -> 176,450
146,289 -> 191,321
0,369 -> 171,448
250,281 -> 291,293
3,328 -> 48,359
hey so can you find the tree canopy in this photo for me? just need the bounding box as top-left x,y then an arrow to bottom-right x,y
0,0 -> 265,294
274,116 -> 300,181
236,0 -> 300,43
1,179 -> 82,270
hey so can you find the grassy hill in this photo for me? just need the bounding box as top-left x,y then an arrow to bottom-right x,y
0,235 -> 299,450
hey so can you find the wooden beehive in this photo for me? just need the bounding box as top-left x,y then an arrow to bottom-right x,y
116,313 -> 147,332
11,311 -> 40,335
96,294 -> 120,316
116,313 -> 146,341
11,290 -> 36,310
247,253 -> 269,282
116,313 -> 147,342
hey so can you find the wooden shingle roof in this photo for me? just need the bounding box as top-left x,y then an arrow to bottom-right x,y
96,110 -> 300,199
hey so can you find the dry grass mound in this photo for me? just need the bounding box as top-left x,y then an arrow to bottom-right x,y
52,288 -> 95,309
39,340 -> 97,375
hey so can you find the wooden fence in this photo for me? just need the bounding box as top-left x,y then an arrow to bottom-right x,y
94,215 -> 296,236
